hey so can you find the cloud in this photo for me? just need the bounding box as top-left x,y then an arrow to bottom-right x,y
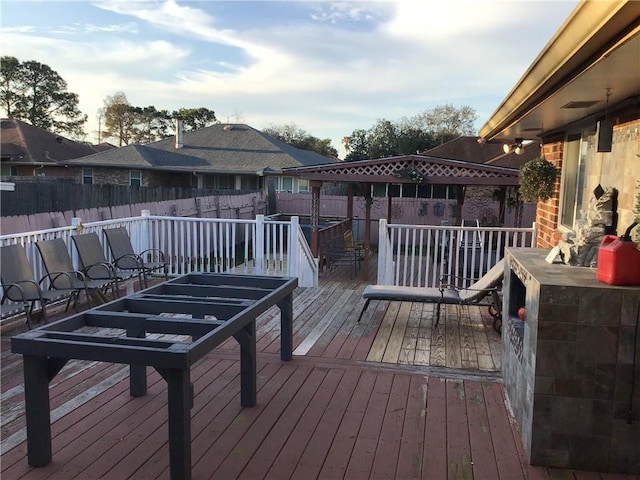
2,0 -> 579,154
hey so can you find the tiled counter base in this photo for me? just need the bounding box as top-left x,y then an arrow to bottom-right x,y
503,248 -> 640,474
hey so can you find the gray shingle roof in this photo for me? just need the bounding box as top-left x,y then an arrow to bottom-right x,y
63,124 -> 334,174
0,118 -> 101,164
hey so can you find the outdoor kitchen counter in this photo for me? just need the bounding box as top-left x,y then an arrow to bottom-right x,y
503,248 -> 640,474
11,273 -> 298,480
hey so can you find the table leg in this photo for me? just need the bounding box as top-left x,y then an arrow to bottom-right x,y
164,368 -> 192,480
233,321 -> 257,407
277,294 -> 293,361
23,355 -> 52,466
127,327 -> 147,397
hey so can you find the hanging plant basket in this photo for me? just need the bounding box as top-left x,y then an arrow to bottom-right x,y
394,167 -> 426,183
518,157 -> 559,202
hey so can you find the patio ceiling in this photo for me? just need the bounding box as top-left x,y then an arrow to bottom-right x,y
283,155 -> 520,186
479,0 -> 640,142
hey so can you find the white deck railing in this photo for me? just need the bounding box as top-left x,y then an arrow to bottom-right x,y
377,219 -> 536,287
0,212 -> 319,293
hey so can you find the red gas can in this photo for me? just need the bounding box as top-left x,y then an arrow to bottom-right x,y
597,225 -> 640,286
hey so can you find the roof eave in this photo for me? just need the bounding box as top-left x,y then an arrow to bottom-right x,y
478,0 -> 634,141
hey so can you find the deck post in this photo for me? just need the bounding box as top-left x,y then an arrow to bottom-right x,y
23,355 -> 52,466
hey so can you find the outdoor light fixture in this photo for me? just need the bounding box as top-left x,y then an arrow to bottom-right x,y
503,138 -> 525,155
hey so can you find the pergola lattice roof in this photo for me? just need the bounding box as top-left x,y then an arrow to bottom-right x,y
283,155 -> 520,186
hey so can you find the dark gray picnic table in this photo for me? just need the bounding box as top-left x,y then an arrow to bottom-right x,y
11,273 -> 298,480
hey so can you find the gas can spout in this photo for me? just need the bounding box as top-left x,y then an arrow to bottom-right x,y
622,221 -> 638,241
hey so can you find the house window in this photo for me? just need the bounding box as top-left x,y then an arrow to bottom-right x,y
279,176 -> 293,193
241,176 -> 257,190
82,168 -> 93,185
372,184 -> 387,197
559,134 -> 585,229
204,175 -> 215,188
218,174 -> 234,189
298,178 -> 309,193
130,170 -> 142,187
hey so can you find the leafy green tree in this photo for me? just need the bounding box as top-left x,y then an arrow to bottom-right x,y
0,56 -> 87,137
132,106 -> 171,144
344,129 -> 369,161
343,104 -> 477,161
0,56 -> 24,118
172,107 -> 217,131
366,119 -> 399,159
263,123 -> 338,158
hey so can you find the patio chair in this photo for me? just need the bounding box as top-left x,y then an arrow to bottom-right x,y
0,243 -> 78,324
323,235 -> 361,278
343,229 -> 370,259
35,238 -> 117,308
103,227 -> 168,288
1,283 -> 34,329
356,259 -> 504,328
71,232 -> 133,295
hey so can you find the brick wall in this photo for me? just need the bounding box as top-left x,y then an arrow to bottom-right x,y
535,138 -> 564,248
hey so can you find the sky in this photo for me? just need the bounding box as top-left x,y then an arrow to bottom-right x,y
1,0 -> 579,157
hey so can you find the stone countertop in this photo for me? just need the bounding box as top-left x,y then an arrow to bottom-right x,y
505,247 -> 640,290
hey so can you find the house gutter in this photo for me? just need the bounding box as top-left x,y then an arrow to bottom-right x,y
478,0 -> 638,141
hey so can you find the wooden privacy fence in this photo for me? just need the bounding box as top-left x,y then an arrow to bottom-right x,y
0,182 -> 262,217
0,192 -> 267,235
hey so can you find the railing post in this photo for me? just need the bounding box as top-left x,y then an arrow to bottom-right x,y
70,217 -> 82,270
141,210 -> 151,253
531,222 -> 537,247
377,219 -> 388,284
255,215 -> 264,275
288,216 -> 300,279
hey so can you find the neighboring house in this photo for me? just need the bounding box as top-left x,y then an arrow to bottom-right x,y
479,1 -> 639,247
62,122 -> 335,192
0,118 -> 109,179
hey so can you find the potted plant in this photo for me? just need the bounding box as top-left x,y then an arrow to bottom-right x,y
518,156 -> 559,202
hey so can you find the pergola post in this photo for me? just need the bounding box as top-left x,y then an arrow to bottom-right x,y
363,183 -> 372,280
310,180 -> 322,257
347,183 -> 354,229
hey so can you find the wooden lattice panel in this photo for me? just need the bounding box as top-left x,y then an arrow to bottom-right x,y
314,159 -> 516,179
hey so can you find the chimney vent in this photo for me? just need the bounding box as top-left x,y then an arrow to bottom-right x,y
175,118 -> 184,149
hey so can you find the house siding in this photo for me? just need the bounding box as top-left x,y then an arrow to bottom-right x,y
87,168 -> 191,187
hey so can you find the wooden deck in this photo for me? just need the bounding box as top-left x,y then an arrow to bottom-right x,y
1,266 -> 635,479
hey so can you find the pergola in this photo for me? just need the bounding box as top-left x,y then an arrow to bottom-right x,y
283,154 -> 521,277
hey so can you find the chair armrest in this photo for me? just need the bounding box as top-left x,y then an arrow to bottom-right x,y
2,283 -> 28,303
82,261 -> 118,279
41,270 -> 86,289
114,253 -> 144,269
139,248 -> 166,261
